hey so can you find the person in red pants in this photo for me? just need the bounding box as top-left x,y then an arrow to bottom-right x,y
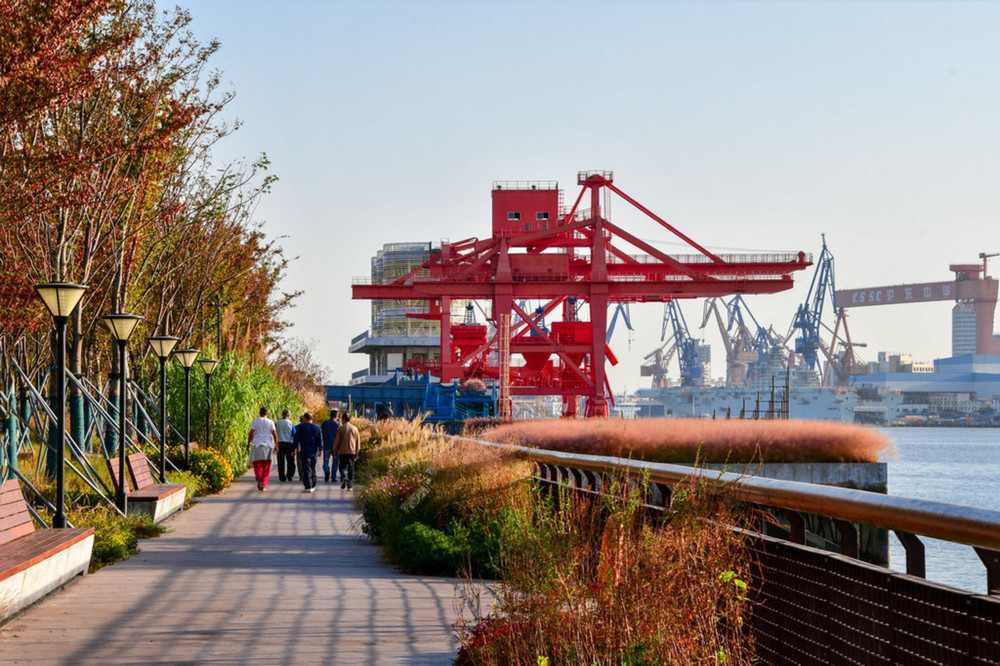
247,406 -> 277,491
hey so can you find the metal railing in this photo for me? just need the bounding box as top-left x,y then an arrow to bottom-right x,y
609,252 -> 812,266
492,180 -> 559,191
512,446 -> 1000,570
463,439 -> 1000,664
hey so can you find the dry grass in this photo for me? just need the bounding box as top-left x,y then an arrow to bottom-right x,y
356,418 -> 757,662
362,417 -> 533,519
480,418 -> 894,464
457,475 -> 754,664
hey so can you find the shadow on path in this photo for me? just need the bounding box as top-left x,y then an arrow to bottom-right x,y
0,472 -> 470,664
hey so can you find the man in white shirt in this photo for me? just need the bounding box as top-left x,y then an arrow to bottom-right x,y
247,407 -> 278,491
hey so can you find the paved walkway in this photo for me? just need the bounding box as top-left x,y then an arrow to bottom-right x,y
0,472 -> 472,664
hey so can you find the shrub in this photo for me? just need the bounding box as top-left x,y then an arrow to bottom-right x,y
166,470 -> 206,502
67,506 -> 166,572
354,419 -> 532,577
187,447 -> 233,493
392,521 -> 469,575
356,464 -> 425,542
354,417 -> 756,663
163,445 -> 232,493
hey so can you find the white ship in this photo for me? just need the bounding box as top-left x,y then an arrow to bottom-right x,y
633,385 -> 903,424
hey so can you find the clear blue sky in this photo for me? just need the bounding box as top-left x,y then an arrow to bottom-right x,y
170,0 -> 1000,389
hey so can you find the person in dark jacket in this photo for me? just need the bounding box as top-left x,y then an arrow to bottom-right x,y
320,409 -> 339,483
293,412 -> 323,493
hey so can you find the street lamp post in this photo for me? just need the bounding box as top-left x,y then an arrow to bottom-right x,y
148,336 -> 179,482
197,358 -> 220,450
34,282 -> 88,528
103,313 -> 143,512
173,349 -> 200,466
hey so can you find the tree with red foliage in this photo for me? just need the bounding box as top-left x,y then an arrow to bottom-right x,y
0,1 -> 296,471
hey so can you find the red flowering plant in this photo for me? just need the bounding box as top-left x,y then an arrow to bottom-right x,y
356,463 -> 426,542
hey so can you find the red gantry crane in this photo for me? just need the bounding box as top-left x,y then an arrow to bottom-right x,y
353,171 -> 812,418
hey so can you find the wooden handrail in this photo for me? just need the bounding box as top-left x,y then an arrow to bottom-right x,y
466,439 -> 1000,552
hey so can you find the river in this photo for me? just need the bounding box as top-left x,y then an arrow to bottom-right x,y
879,426 -> 1000,594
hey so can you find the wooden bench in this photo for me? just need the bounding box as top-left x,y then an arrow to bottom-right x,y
106,454 -> 187,523
0,480 -> 94,623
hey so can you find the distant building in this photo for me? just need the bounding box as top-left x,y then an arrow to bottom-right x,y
952,302 -> 977,356
854,354 -> 1000,404
350,242 -> 440,384
349,241 -> 472,385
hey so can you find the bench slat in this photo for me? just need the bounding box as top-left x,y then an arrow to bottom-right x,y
0,480 -> 34,545
126,453 -> 155,490
105,457 -> 131,493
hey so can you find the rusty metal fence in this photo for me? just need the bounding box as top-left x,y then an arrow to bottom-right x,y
473,441 -> 1000,665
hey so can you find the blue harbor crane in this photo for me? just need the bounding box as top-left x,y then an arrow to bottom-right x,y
727,295 -> 779,358
791,235 -> 837,373
666,300 -> 708,387
606,303 -> 633,343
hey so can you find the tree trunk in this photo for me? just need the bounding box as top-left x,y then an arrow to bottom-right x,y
69,307 -> 87,452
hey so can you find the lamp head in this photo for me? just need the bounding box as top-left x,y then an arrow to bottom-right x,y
198,358 -> 220,376
173,348 -> 200,368
103,313 -> 143,342
34,282 -> 88,318
148,335 -> 180,359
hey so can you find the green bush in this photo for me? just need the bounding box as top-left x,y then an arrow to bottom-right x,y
67,506 -> 166,571
354,426 -> 532,578
165,445 -> 232,493
391,521 -> 469,575
166,470 -> 206,503
188,447 -> 233,493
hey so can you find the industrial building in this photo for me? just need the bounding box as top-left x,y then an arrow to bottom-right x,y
348,242 -> 441,384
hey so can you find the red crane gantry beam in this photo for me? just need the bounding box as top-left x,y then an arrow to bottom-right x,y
352,171 -> 812,417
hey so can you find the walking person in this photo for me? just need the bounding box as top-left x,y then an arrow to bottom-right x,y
276,409 -> 296,482
334,412 -> 361,490
247,407 -> 277,491
293,412 -> 323,493
321,409 -> 339,483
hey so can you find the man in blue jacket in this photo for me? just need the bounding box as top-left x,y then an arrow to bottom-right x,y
293,412 -> 323,493
320,409 -> 340,483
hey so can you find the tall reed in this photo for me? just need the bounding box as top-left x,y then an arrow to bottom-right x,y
164,351 -> 304,474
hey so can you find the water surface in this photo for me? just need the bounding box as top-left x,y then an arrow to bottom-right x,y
880,427 -> 1000,593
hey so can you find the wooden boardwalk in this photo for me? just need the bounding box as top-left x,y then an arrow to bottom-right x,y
0,472 -> 470,664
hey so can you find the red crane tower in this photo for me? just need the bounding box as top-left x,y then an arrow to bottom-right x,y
353,171 -> 812,418
834,260 -> 1000,356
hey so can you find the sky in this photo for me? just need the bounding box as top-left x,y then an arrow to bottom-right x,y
168,0 -> 1000,391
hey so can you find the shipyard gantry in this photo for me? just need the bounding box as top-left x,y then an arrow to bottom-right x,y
352,171 -> 812,417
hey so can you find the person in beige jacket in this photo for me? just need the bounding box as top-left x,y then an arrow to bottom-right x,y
334,412 -> 361,489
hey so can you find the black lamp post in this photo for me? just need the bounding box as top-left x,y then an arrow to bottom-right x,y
197,358 -> 219,450
173,349 -> 200,466
148,335 -> 179,482
103,313 -> 143,512
34,282 -> 88,528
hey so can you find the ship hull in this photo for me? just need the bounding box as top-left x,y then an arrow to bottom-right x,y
633,386 -> 901,423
